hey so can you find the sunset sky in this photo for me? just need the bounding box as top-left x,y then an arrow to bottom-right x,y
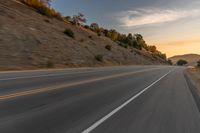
52,0 -> 200,57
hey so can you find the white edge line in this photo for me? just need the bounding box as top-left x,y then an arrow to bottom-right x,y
82,70 -> 172,133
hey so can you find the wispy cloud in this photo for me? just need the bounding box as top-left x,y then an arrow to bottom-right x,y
117,8 -> 200,27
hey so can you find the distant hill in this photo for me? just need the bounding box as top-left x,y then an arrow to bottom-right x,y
169,54 -> 200,66
0,0 -> 167,70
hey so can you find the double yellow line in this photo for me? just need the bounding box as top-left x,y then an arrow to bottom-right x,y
0,68 -> 160,101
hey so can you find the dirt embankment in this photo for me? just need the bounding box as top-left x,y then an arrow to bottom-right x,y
0,0 -> 167,70
186,68 -> 200,96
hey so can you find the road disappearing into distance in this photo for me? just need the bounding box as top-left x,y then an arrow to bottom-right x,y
0,66 -> 200,133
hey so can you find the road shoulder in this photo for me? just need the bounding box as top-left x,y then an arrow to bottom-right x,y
184,68 -> 200,111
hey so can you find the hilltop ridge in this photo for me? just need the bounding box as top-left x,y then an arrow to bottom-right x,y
169,54 -> 200,66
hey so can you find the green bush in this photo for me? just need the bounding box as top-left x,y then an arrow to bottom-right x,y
105,45 -> 112,51
177,59 -> 188,66
97,32 -> 101,36
95,55 -> 103,62
37,6 -> 52,16
64,28 -> 74,38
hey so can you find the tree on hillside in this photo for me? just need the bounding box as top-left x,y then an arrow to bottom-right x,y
167,59 -> 173,65
72,13 -> 87,26
110,29 -> 119,41
177,59 -> 188,66
134,34 -> 148,50
148,45 -> 157,53
90,23 -> 99,31
197,60 -> 200,67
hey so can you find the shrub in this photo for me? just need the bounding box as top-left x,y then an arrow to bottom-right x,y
80,39 -> 84,42
97,32 -> 101,36
105,45 -> 112,51
44,19 -> 50,23
64,28 -> 74,38
37,6 -> 52,16
118,43 -> 128,49
167,59 -> 173,65
197,60 -> 200,67
177,59 -> 188,66
18,0 -> 62,20
95,55 -> 103,62
88,35 -> 92,39
84,25 -> 90,29
46,61 -> 54,68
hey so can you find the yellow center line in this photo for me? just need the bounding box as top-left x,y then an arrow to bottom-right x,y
0,68 -> 161,100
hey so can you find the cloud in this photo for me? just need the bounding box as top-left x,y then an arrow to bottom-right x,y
117,8 -> 200,27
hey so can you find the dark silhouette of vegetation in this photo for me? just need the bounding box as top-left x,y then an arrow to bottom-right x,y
177,59 -> 188,66
46,60 -> 54,68
71,13 -> 87,26
167,59 -> 173,65
95,55 -> 103,62
197,60 -> 200,67
88,35 -> 92,39
64,28 -> 74,38
105,45 -> 112,51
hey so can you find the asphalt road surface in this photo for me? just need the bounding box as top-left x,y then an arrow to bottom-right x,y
0,66 -> 199,133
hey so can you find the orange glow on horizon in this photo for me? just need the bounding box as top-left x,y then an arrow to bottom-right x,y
155,40 -> 200,58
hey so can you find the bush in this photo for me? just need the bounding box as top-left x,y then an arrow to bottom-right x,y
46,61 -> 54,68
88,35 -> 92,39
64,28 -> 74,38
197,60 -> 200,67
118,43 -> 128,49
18,0 -> 62,19
37,6 -> 52,16
97,32 -> 101,36
80,39 -> 84,42
95,55 -> 103,62
84,25 -> 90,29
177,59 -> 188,66
167,59 -> 173,65
105,45 -> 112,51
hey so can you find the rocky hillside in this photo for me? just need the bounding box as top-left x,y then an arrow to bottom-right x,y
0,0 -> 167,70
169,54 -> 200,66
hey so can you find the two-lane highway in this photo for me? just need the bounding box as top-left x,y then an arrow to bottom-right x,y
0,66 -> 199,133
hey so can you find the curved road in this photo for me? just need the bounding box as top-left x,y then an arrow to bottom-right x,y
0,66 -> 199,133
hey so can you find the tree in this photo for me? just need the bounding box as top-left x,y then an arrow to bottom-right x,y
177,59 -> 188,66
72,13 -> 87,26
167,59 -> 173,65
134,34 -> 148,50
110,29 -> 119,41
148,45 -> 157,53
90,23 -> 99,31
197,60 -> 200,67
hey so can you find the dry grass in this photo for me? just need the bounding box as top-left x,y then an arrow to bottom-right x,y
187,68 -> 200,95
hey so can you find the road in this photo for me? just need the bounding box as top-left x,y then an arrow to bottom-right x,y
0,66 -> 199,133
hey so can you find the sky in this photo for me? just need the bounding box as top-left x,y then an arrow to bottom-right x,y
52,0 -> 200,57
